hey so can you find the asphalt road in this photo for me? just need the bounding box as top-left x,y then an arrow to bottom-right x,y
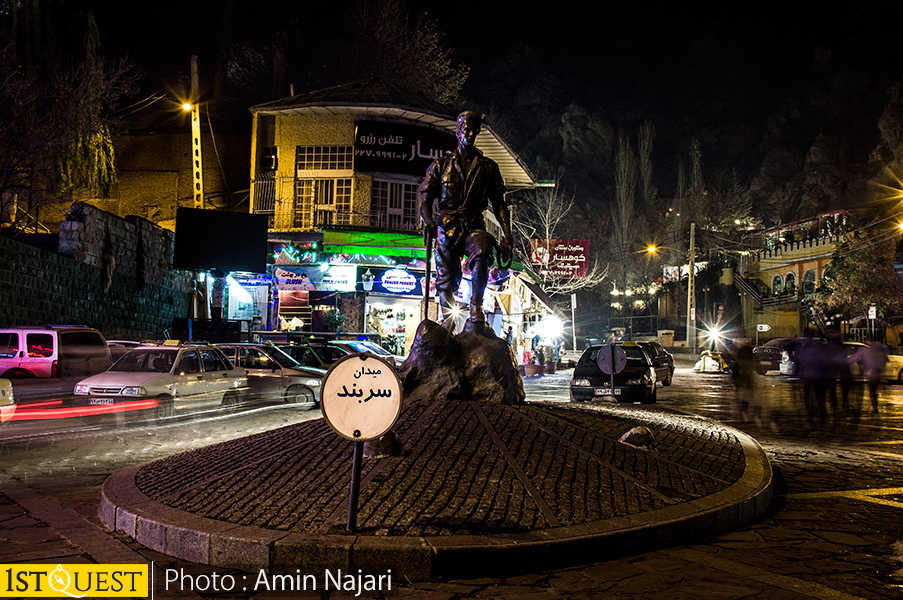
2,361 -> 903,599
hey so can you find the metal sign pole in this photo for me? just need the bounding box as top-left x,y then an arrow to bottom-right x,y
423,231 -> 434,321
347,440 -> 364,532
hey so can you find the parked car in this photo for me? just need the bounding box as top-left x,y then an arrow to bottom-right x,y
845,342 -> 903,383
0,325 -> 111,379
215,343 -> 323,409
637,341 -> 674,386
778,340 -> 903,382
329,339 -> 405,368
570,341 -> 657,404
752,337 -> 798,374
0,379 -> 14,429
106,340 -> 146,363
72,342 -> 247,422
692,350 -> 731,373
276,342 -> 349,370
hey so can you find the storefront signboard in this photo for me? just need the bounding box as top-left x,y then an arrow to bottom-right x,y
381,268 -> 417,293
354,121 -> 457,177
531,239 -> 590,278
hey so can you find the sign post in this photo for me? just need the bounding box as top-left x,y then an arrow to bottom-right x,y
597,343 -> 627,398
320,354 -> 402,532
756,323 -> 771,346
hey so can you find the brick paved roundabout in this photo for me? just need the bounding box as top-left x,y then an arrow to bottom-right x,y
100,396 -> 773,582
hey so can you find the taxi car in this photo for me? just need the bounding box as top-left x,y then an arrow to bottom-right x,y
215,343 -> 323,409
570,341 -> 657,404
73,342 -> 247,422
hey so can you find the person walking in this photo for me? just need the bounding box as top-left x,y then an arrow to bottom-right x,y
850,341 -> 887,414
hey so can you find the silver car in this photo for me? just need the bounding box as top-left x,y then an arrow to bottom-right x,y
73,343 -> 247,422
215,343 -> 323,409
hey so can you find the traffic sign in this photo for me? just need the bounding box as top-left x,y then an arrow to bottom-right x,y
757,324 -> 771,332
597,344 -> 627,375
869,305 -> 877,320
321,354 -> 402,441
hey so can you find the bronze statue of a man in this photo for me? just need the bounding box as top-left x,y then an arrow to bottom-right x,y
420,111 -> 513,328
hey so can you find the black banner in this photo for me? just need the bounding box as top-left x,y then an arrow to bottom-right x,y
354,121 -> 457,177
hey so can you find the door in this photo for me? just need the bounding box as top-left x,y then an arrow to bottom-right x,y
199,348 -> 236,402
172,349 -> 207,404
20,332 -> 56,377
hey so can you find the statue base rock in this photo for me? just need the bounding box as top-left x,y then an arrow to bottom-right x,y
400,318 -> 525,406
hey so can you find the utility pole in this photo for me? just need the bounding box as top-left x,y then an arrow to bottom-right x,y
189,55 -> 205,209
686,222 -> 696,350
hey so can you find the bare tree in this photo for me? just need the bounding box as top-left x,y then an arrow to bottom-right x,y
511,184 -> 610,297
637,120 -> 656,210
611,130 -> 638,284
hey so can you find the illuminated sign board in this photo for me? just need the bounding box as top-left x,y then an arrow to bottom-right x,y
354,121 -> 457,177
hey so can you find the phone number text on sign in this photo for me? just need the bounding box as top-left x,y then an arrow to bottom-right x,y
321,354 -> 402,441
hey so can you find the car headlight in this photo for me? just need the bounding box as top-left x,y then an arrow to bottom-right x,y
75,384 -> 89,395
121,386 -> 146,396
305,379 -> 321,387
572,378 -> 591,387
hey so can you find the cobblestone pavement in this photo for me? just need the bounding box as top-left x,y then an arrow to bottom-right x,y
2,364 -> 902,599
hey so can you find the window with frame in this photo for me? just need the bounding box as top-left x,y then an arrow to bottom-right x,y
294,179 -> 353,228
296,146 -> 353,171
784,272 -> 796,293
371,180 -> 419,231
802,269 -> 816,293
772,275 -> 783,294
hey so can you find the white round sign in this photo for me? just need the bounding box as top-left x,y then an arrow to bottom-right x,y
321,353 -> 402,441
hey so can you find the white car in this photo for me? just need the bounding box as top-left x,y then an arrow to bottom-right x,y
215,343 -> 323,409
73,343 -> 247,422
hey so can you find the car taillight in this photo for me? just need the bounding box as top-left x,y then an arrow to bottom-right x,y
51,360 -> 59,377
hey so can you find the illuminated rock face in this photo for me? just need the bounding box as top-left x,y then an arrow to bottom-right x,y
400,319 -> 525,406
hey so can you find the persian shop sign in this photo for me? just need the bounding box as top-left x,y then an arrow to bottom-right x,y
531,239 -> 589,278
354,121 -> 457,177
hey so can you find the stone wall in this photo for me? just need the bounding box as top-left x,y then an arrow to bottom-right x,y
0,203 -> 194,340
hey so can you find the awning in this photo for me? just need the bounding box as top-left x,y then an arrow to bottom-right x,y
520,277 -> 567,319
250,79 -> 536,191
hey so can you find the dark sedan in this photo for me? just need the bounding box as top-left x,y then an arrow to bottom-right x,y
752,337 -> 798,374
570,341 -> 657,404
637,341 -> 675,386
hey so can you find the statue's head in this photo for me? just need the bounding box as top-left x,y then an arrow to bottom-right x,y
456,111 -> 481,149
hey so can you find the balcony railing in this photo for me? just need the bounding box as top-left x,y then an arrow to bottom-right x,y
252,172 -> 276,214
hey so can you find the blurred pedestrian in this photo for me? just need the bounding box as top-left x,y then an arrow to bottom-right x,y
796,338 -> 831,426
729,343 -> 759,424
827,335 -> 854,418
505,325 -> 514,347
850,341 -> 887,414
